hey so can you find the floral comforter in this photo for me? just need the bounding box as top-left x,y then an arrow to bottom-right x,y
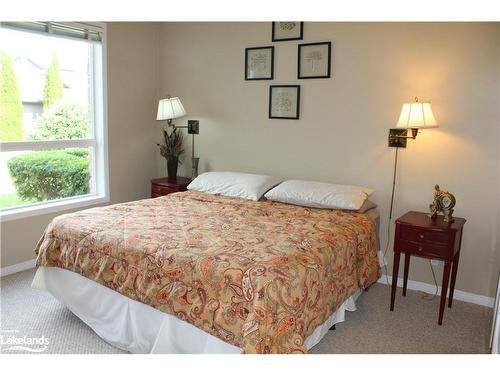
35,191 -> 380,353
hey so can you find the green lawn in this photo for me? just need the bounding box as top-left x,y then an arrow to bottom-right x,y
0,193 -> 34,209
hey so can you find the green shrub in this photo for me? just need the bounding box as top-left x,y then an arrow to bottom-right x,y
28,103 -> 89,141
0,52 -> 23,141
65,147 -> 88,158
7,150 -> 90,201
42,52 -> 63,109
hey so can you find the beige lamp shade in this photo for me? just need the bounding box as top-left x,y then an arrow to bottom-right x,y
396,97 -> 438,129
156,97 -> 186,121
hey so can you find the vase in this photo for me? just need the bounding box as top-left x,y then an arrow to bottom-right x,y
167,158 -> 178,181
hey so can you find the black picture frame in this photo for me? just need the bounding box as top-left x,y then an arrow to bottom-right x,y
297,41 -> 332,79
268,85 -> 301,120
245,46 -> 274,80
272,22 -> 304,42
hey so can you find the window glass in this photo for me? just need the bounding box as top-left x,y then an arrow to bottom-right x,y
0,27 -> 91,142
0,147 -> 92,209
0,24 -> 105,216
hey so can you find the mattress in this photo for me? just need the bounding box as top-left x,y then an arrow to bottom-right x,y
34,191 -> 381,353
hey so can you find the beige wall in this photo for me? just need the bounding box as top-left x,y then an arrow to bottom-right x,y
158,22 -> 500,297
2,22 -> 499,300
1,23 -> 160,267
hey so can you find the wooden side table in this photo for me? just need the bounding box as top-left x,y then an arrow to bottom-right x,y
390,211 -> 466,325
151,177 -> 191,198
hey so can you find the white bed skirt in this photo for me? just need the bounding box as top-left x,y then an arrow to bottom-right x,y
32,266 -> 361,354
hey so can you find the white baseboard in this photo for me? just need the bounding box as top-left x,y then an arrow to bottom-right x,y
378,274 -> 495,308
0,259 -> 36,277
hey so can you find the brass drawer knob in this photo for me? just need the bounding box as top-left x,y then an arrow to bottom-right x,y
419,234 -> 424,239
418,246 -> 423,252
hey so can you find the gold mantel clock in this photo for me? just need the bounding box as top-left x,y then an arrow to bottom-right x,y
429,185 -> 456,223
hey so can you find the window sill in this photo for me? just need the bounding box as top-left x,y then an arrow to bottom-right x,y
0,194 -> 109,222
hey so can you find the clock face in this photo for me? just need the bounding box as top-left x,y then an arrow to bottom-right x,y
439,194 -> 454,209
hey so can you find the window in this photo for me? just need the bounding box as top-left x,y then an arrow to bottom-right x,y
0,22 -> 108,221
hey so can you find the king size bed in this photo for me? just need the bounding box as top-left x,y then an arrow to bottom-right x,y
32,176 -> 381,354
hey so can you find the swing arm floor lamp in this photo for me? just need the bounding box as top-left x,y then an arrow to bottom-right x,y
156,97 -> 200,179
383,97 -> 439,278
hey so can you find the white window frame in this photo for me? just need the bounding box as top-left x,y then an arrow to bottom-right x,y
0,23 -> 109,222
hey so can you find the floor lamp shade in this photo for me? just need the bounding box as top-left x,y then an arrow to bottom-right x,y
157,97 -> 186,121
396,99 -> 438,129
389,97 -> 438,148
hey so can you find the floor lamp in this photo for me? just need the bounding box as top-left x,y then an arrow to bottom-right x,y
157,97 -> 200,179
384,97 -> 438,276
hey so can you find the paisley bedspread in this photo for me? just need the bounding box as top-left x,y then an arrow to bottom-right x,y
35,191 -> 380,353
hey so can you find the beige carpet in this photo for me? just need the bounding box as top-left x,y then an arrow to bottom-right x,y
0,268 -> 493,354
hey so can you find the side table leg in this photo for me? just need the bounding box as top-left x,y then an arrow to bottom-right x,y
448,251 -> 460,308
403,253 -> 410,296
390,251 -> 401,311
438,261 -> 452,325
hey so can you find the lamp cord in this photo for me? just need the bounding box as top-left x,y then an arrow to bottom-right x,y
422,260 -> 439,300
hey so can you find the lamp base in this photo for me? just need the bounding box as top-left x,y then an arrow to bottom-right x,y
191,157 -> 200,179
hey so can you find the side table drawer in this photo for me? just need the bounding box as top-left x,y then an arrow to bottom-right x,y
400,226 -> 450,245
400,240 -> 449,259
151,184 -> 177,196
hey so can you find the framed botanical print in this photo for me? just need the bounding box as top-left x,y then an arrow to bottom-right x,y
245,46 -> 274,80
272,22 -> 303,42
269,85 -> 300,120
298,41 -> 332,79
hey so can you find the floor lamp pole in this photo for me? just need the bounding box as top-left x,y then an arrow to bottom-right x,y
383,147 -> 400,283
389,147 -> 400,222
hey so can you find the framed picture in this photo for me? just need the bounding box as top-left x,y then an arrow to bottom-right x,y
245,46 -> 274,80
272,22 -> 303,42
298,41 -> 332,79
269,85 -> 300,120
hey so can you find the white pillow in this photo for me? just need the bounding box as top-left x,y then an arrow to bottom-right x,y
187,172 -> 283,201
264,179 -> 374,210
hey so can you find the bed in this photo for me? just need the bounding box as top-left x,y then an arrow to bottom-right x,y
32,190 -> 381,354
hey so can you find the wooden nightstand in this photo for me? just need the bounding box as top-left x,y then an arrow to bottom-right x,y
151,177 -> 191,198
390,211 -> 466,325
